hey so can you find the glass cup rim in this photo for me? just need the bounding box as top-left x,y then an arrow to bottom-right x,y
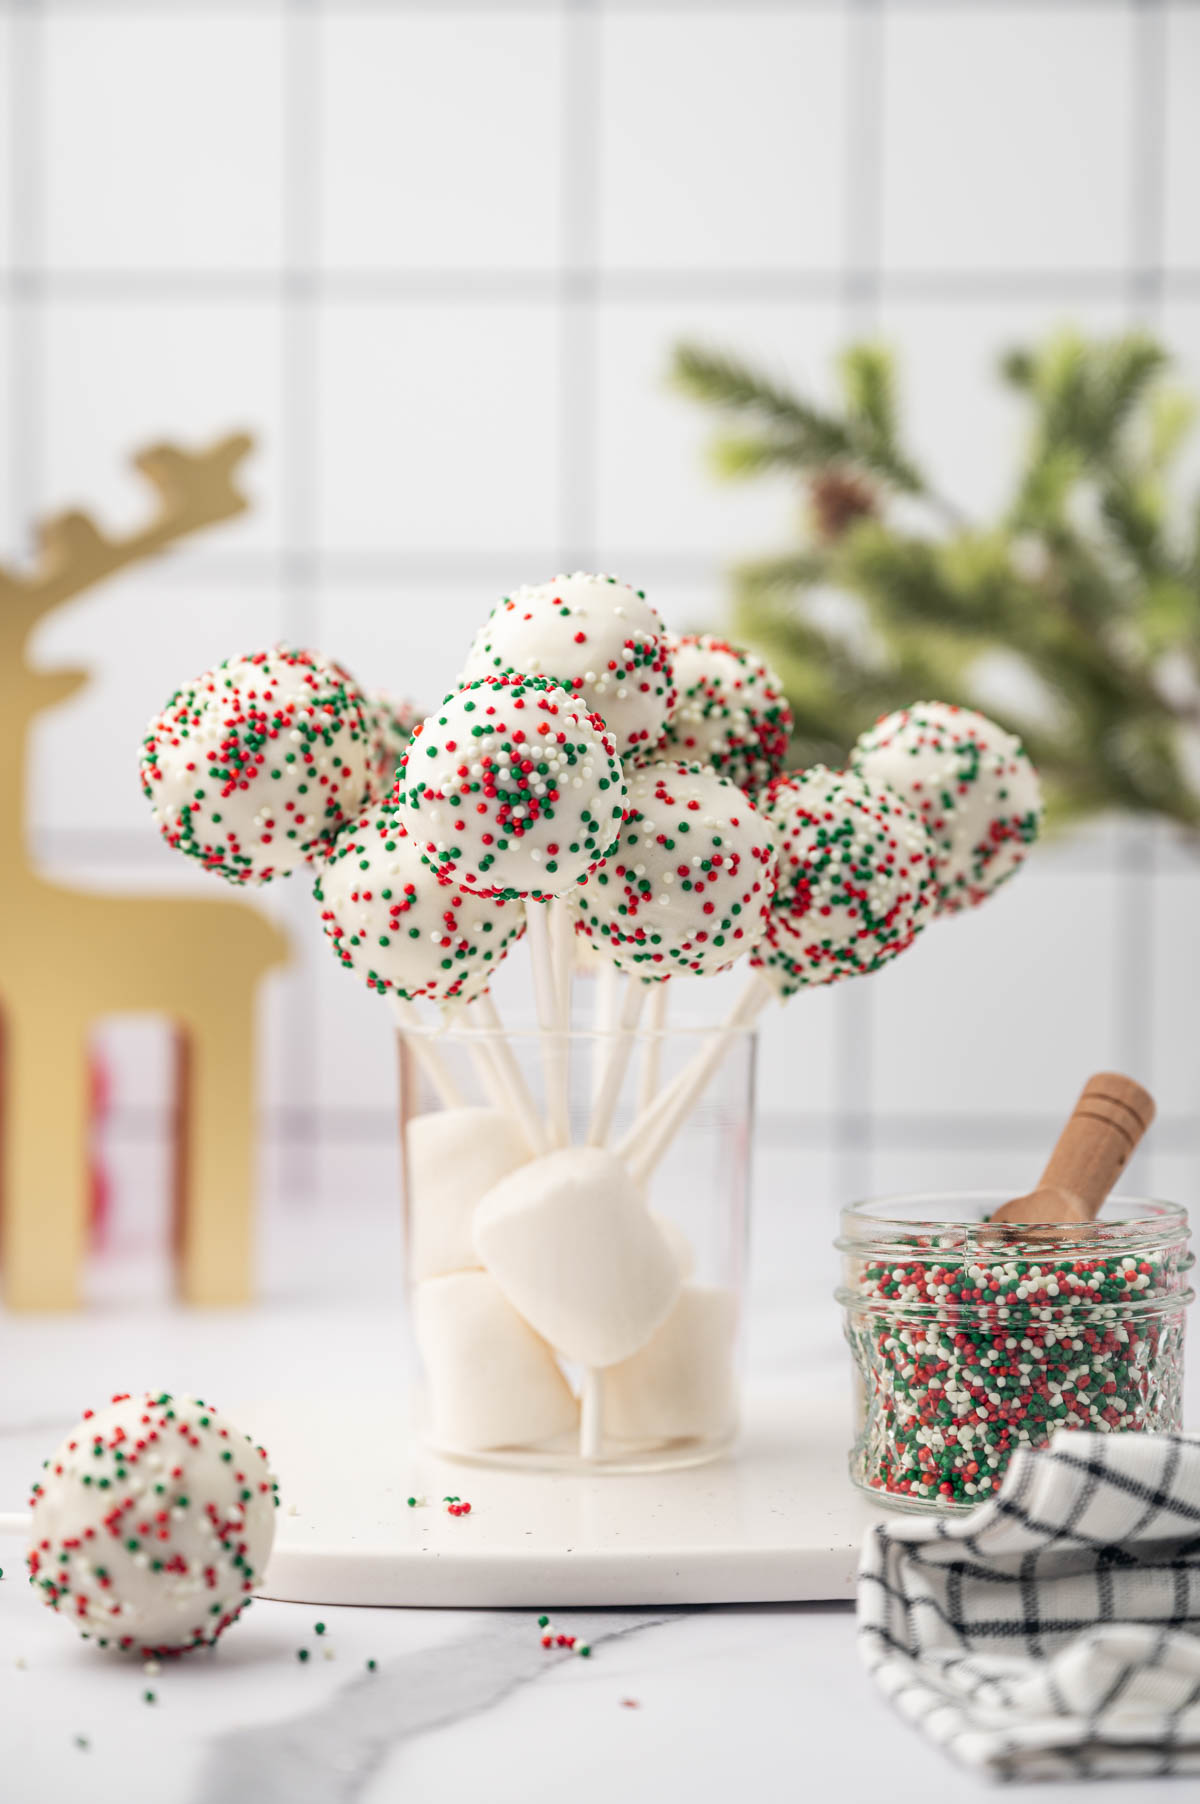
395,1019 -> 760,1044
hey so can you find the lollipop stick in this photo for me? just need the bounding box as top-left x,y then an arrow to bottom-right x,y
390,999 -> 465,1109
636,981 -> 669,1115
580,1368 -> 604,1461
447,1001 -> 512,1112
526,901 -> 570,1146
623,974 -> 772,1184
550,898 -> 574,1022
471,992 -> 550,1156
586,977 -> 647,1146
591,961 -> 620,1106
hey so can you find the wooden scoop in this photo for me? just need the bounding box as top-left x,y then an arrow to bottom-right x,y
990,1072 -> 1156,1226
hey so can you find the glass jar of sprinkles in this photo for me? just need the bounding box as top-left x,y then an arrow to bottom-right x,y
836,1193 -> 1193,1513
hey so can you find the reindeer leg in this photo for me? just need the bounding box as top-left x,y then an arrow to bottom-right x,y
2,1009 -> 89,1310
177,1000 -> 256,1307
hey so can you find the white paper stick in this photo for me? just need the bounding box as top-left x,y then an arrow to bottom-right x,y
586,977 -> 647,1146
0,1512 -> 32,1535
550,898 -> 574,1025
526,901 -> 570,1146
636,980 -> 670,1116
471,992 -> 550,1156
579,1368 -> 604,1461
447,1001 -> 510,1111
591,961 -> 621,1107
622,974 -> 773,1184
391,998 -> 465,1109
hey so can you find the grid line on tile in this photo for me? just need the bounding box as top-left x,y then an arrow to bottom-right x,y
5,0 -> 1197,1221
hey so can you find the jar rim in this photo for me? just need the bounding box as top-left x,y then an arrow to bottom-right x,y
836,1190 -> 1191,1255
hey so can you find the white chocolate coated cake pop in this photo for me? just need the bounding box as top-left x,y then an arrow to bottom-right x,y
850,702 -> 1042,914
315,810 -> 524,1003
27,1392 -> 278,1655
576,761 -> 777,979
460,573 -> 674,756
660,633 -> 792,794
140,645 -> 374,885
753,765 -> 937,994
395,675 -> 626,900
365,693 -> 422,802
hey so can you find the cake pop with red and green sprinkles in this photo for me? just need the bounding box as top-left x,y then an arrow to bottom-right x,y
850,701 -> 1042,916
314,811 -> 524,1003
394,675 -> 627,901
460,573 -> 675,757
140,646 -> 374,886
659,634 -> 792,795
575,761 -> 778,980
752,765 -> 937,994
365,693 -> 424,803
27,1392 -> 279,1657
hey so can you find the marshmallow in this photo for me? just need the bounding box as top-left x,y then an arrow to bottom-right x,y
413,1271 -> 579,1451
601,1285 -> 739,1443
406,1107 -> 532,1282
473,1147 -> 681,1368
654,1213 -> 695,1280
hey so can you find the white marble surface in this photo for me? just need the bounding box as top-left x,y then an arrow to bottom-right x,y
1,1275 -> 1197,1802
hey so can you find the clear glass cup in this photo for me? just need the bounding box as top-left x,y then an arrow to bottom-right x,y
398,1009 -> 754,1474
836,1192 -> 1194,1514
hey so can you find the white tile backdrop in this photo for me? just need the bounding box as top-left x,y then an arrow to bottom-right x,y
2,0 -> 1199,1296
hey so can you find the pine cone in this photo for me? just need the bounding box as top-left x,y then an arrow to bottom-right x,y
809,468 -> 876,542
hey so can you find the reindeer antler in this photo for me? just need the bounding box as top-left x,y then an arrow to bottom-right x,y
0,430 -> 255,633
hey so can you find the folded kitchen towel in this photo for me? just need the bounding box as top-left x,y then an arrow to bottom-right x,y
858,1431 -> 1200,1781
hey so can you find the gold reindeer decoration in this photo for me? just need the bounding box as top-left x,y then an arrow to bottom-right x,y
0,434 -> 290,1310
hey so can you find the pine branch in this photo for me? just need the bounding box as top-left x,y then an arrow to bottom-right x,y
676,327 -> 1200,842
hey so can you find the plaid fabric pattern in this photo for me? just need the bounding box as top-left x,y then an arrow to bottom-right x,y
858,1432 -> 1200,1780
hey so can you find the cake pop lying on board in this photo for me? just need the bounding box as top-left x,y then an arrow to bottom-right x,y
365,693 -> 423,802
753,765 -> 938,995
460,573 -> 675,757
395,675 -> 627,901
27,1393 -> 278,1655
659,634 -> 792,795
576,761 -> 778,981
140,645 -> 374,885
314,810 -> 524,1005
850,701 -> 1042,915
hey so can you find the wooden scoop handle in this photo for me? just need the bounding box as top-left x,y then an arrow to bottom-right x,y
1034,1072 -> 1155,1218
990,1072 -> 1156,1226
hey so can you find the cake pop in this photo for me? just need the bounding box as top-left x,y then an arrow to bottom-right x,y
140,645 -> 374,885
850,702 -> 1042,915
460,573 -> 674,756
27,1392 -> 278,1655
753,765 -> 937,994
660,633 -> 792,794
365,693 -> 422,802
575,761 -> 777,980
314,809 -> 524,1005
394,675 -> 626,901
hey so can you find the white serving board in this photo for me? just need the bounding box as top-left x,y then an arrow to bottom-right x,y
255,1389 -> 881,1608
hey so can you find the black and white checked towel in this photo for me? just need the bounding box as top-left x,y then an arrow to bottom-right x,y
858,1431 -> 1200,1780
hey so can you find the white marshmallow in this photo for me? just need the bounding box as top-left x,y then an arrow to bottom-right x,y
472,1147 -> 681,1367
406,1107 -> 532,1282
413,1271 -> 578,1451
601,1285 -> 739,1443
654,1214 -> 696,1281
